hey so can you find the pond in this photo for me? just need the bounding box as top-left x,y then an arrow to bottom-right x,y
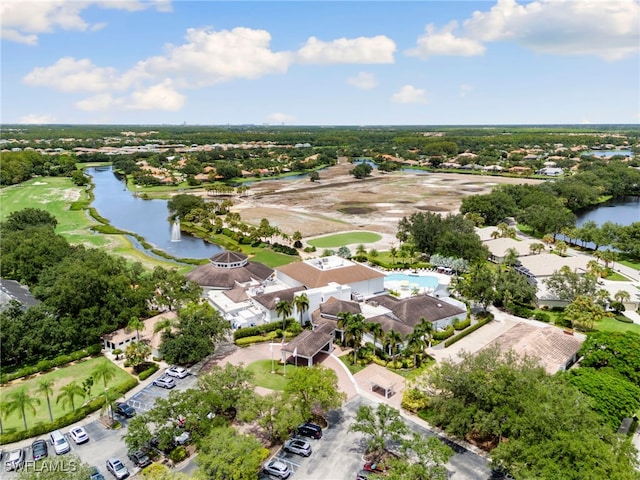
87,167 -> 223,259
575,196 -> 639,227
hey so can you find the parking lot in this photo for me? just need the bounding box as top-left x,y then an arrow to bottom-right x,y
1,368 -> 196,478
261,395 -> 491,480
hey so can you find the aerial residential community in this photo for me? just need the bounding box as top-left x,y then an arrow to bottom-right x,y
2,1 -> 640,480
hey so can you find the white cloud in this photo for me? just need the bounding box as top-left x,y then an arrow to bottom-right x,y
297,35 -> 396,64
409,0 -> 639,61
391,85 -> 428,104
266,112 -> 296,124
75,80 -> 185,112
1,0 -> 171,45
347,72 -> 378,90
17,113 -> 56,124
23,57 -> 121,92
459,83 -> 475,97
406,22 -> 485,58
136,27 -> 293,87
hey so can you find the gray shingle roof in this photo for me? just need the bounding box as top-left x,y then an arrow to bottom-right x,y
185,261 -> 274,288
282,329 -> 333,358
372,294 -> 465,327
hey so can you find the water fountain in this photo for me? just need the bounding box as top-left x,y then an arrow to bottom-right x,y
170,218 -> 181,242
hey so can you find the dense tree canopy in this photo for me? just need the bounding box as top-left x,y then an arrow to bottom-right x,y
579,331 -> 640,386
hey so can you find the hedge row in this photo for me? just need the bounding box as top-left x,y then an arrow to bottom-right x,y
453,317 -> 471,331
0,376 -> 139,445
233,320 -> 291,340
432,325 -> 455,341
444,316 -> 493,348
138,363 -> 160,381
1,344 -> 102,385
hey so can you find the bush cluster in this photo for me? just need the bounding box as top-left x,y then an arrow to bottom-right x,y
432,325 -> 455,341
444,317 -> 492,348
452,317 -> 471,331
233,320 -> 292,340
138,363 -> 160,381
271,242 -> 298,255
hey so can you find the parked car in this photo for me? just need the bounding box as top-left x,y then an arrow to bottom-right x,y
4,448 -> 25,471
283,438 -> 312,457
149,436 -> 176,455
89,466 -> 106,480
174,430 -> 191,445
363,462 -> 388,474
128,449 -> 152,468
263,459 -> 292,479
115,402 -> 136,418
31,439 -> 48,461
106,457 -> 129,479
49,430 -> 71,455
295,422 -> 323,439
356,469 -> 383,480
166,366 -> 188,378
152,376 -> 176,389
69,426 -> 90,444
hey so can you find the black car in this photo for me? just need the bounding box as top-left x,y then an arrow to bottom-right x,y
31,439 -> 48,461
115,402 -> 136,418
295,422 -> 322,439
127,450 -> 152,468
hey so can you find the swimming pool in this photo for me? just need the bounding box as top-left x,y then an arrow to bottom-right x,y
384,273 -> 439,289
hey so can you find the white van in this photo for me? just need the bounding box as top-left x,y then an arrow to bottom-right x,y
49,430 -> 70,455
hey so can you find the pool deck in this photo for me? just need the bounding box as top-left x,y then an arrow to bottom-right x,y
380,268 -> 452,299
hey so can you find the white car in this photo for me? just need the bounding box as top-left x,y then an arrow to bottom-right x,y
153,376 -> 176,389
4,448 -> 25,471
69,426 -> 89,444
166,366 -> 188,379
283,438 -> 312,457
263,459 -> 292,479
174,430 -> 191,445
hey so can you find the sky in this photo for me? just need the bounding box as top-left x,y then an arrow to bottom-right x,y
1,0 -> 639,126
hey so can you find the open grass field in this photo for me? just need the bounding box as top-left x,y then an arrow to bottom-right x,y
595,316 -> 640,334
245,360 -> 304,390
2,357 -> 133,433
307,231 -> 382,248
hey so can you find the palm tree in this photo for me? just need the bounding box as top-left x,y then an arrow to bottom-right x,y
293,293 -> 310,326
336,312 -> 353,343
502,248 -> 519,267
383,330 -> 403,366
356,244 -> 367,262
37,379 -> 55,423
6,388 -> 41,431
344,314 -> 367,365
554,240 -> 568,256
92,361 -> 117,391
587,260 -> 605,278
126,316 -> 145,342
154,315 -> 179,334
614,290 -> 631,304
56,381 -> 86,412
389,246 -> 398,265
405,330 -> 427,367
275,299 -> 293,331
415,317 -> 435,348
366,322 -> 384,355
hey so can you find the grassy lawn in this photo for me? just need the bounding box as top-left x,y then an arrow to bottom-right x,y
338,354 -> 366,375
246,360 -> 304,390
619,259 -> 640,270
390,357 -> 436,381
595,316 -> 640,334
247,250 -> 299,268
308,231 -> 382,248
2,357 -> 134,433
603,271 -> 631,281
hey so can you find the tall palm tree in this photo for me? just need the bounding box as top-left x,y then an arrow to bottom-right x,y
336,311 -> 353,343
389,246 -> 398,265
344,314 -> 367,365
355,244 -> 367,262
275,299 -> 293,331
154,315 -> 179,334
293,294 -> 310,326
92,361 -> 117,390
614,290 -> 631,304
6,388 -> 40,431
56,381 -> 86,412
384,330 -> 403,366
37,379 -> 55,423
126,316 -> 145,342
415,317 -> 434,348
366,322 -> 384,354
405,330 -> 427,367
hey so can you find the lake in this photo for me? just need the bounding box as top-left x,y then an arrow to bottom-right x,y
585,150 -> 633,158
575,196 -> 639,227
87,167 -> 223,259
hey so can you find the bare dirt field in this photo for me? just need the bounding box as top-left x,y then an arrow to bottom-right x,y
228,162 -> 542,252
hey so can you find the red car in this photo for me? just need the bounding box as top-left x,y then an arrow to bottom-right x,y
363,462 -> 387,474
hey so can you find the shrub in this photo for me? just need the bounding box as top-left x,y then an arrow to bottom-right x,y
233,321 -> 285,340
433,326 -> 455,341
36,359 -> 53,372
617,315 -> 634,324
303,246 -> 316,253
169,446 -> 188,463
289,322 -> 303,335
52,355 -> 73,368
452,317 -> 471,331
235,336 -> 268,346
87,344 -> 102,356
138,363 -> 159,381
533,312 -> 551,322
401,388 -> 430,413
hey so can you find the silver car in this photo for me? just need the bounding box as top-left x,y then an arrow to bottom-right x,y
5,449 -> 25,471
152,376 -> 176,389
106,457 -> 129,479
283,438 -> 312,457
166,366 -> 188,378
263,459 -> 292,479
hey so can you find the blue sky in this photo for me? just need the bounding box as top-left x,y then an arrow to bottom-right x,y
2,0 -> 639,125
